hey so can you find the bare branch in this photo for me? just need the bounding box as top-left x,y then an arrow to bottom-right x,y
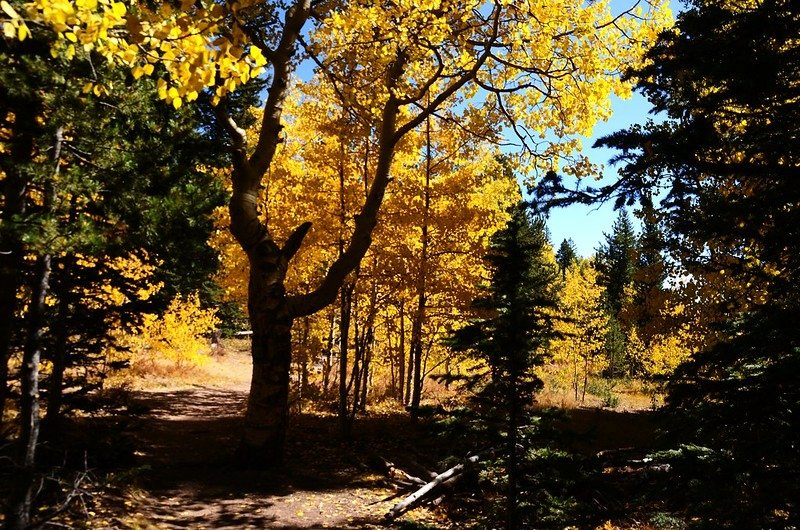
282,222 -> 313,261
394,3 -> 504,140
249,0 -> 311,178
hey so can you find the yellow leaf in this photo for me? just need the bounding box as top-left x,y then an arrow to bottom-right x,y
1,0 -> 18,19
3,22 -> 14,39
17,22 -> 29,41
156,78 -> 168,99
172,96 -> 182,109
111,2 -> 125,17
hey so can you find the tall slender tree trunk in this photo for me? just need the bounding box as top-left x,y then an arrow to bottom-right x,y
398,301 -> 406,404
409,321 -> 424,409
409,110 -> 433,410
0,106 -> 35,423
6,127 -> 60,529
357,276 -> 377,411
0,220 -> 23,423
338,283 -> 354,438
295,316 -> 311,412
387,309 -> 397,398
6,253 -> 52,530
506,370 -> 520,530
323,309 -> 335,395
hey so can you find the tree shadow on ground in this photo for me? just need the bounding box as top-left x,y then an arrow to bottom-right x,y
121,387 -> 444,529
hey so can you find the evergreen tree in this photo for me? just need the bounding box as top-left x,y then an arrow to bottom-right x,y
595,210 -> 637,376
595,210 -> 637,316
590,0 -> 800,524
555,238 -> 578,279
447,202 -> 559,529
1,27 -> 231,527
628,208 -> 668,343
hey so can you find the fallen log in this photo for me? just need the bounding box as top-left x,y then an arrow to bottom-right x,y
385,453 -> 482,520
379,457 -> 427,487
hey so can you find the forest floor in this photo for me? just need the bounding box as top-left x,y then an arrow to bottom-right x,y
101,346 -> 455,529
32,344 -> 665,529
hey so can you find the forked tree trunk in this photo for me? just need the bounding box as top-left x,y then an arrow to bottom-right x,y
221,0 -> 413,466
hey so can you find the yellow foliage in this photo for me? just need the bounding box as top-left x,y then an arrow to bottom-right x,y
76,251 -> 162,310
7,0 -> 671,162
546,260 -> 609,401
123,293 -> 218,373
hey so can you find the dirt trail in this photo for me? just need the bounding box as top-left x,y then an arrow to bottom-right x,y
116,350 -> 658,529
124,376 -> 436,529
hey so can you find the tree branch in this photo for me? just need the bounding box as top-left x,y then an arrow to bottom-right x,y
287,53 -> 408,317
249,0 -> 311,178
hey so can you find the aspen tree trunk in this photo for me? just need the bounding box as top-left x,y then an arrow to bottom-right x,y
406,343 -> 414,406
296,316 -> 311,411
338,283 -> 354,438
409,111 -> 433,409
399,301 -> 406,404
358,277 -> 378,411
349,309 -> 363,421
360,343 -> 370,410
6,253 -> 51,530
387,309 -> 397,398
322,309 -> 335,395
6,128 -> 60,530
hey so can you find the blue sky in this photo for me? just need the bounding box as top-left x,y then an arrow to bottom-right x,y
544,0 -> 684,256
545,92 -> 655,257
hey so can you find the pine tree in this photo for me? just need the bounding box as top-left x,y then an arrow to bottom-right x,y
555,238 -> 578,279
591,0 -> 800,523
1,28 -> 228,527
626,208 -> 668,344
595,210 -> 638,376
447,202 -> 559,530
596,210 -> 637,316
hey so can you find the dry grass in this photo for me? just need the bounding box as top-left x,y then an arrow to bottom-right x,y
121,337 -> 253,391
537,374 -> 658,412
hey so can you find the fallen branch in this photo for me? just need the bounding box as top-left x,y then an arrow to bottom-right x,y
380,457 -> 427,488
385,453 -> 483,521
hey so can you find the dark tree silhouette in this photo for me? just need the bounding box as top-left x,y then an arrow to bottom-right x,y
447,202 -> 559,530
